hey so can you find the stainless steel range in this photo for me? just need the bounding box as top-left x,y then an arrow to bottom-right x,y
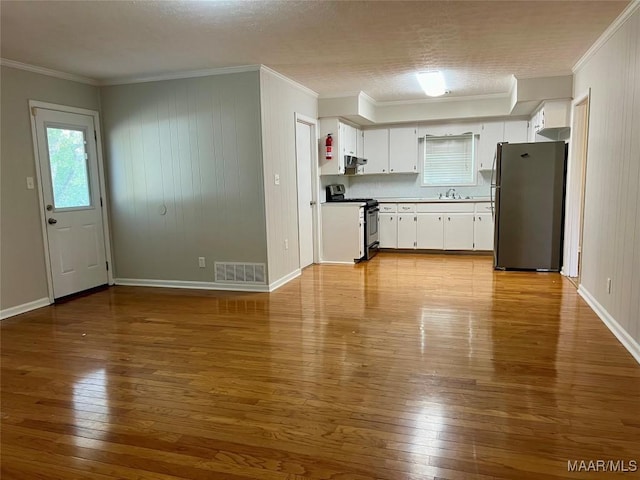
326,184 -> 379,261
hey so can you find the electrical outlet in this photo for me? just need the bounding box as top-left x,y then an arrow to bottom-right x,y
274,174 -> 280,185
26,177 -> 35,190
606,278 -> 612,294
198,257 -> 206,268
284,239 -> 289,250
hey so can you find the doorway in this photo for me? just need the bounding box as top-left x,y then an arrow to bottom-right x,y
295,114 -> 319,269
563,92 -> 590,285
30,102 -> 112,300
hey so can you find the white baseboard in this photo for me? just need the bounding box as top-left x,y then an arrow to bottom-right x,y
114,278 -> 270,293
0,297 -> 51,320
319,260 -> 356,265
578,285 -> 640,364
268,269 -> 301,292
115,269 -> 303,294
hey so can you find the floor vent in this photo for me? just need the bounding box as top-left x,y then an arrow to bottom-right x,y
214,262 -> 266,284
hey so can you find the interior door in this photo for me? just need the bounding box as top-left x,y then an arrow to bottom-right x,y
34,108 -> 108,298
296,120 -> 314,269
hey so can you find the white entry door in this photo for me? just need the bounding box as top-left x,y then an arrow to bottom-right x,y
295,119 -> 314,268
34,108 -> 108,298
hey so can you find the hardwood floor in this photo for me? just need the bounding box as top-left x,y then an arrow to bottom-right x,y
2,254 -> 639,479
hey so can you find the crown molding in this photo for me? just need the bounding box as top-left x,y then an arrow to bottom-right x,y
102,64 -> 262,86
259,65 -> 319,98
573,0 -> 639,73
0,58 -> 100,85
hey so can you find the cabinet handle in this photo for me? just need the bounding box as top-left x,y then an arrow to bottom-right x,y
448,217 -> 451,221
383,169 -> 386,172
478,216 -> 482,221
438,216 -> 441,221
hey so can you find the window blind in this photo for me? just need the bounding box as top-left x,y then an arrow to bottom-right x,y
423,134 -> 475,186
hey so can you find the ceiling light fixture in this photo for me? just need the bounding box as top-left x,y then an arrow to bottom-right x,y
417,71 -> 447,97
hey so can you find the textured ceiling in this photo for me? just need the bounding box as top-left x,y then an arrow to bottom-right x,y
0,0 -> 629,101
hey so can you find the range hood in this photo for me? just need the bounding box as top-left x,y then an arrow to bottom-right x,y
345,155 -> 367,168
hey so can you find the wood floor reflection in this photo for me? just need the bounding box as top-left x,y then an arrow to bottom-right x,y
2,253 -> 639,479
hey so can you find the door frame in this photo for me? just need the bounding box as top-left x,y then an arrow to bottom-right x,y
561,90 -> 590,281
29,100 -> 114,302
294,113 -> 320,266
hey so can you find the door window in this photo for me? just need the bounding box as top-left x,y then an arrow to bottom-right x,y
46,126 -> 91,209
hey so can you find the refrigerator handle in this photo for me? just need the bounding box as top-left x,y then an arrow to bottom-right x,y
490,147 -> 498,219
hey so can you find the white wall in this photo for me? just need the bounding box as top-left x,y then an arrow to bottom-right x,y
259,69 -> 318,284
574,6 -> 640,355
0,66 -> 101,311
101,71 -> 268,282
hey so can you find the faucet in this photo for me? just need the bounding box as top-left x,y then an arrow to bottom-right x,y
446,188 -> 456,198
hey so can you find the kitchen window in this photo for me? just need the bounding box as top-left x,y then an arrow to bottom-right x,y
422,133 -> 476,186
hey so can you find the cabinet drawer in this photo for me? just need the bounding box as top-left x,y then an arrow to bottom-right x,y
397,203 -> 416,213
417,203 -> 474,213
379,203 -> 397,213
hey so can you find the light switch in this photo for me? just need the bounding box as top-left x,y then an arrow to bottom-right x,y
26,177 -> 35,190
274,174 -> 280,185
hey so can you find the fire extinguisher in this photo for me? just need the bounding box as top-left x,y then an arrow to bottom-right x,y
325,133 -> 333,160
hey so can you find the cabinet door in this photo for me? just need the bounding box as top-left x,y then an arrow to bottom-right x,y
362,129 -> 389,174
504,120 -> 528,143
356,129 -> 364,157
474,213 -> 494,251
416,214 -> 444,249
397,214 -> 417,249
379,213 -> 397,248
389,127 -> 418,173
444,214 -> 474,250
341,123 -> 357,156
477,122 -> 504,171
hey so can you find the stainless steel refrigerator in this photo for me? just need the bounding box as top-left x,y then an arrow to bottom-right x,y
492,141 -> 567,271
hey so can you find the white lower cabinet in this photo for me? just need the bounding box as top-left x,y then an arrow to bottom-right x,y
416,214 -> 444,249
378,202 -> 493,251
322,204 -> 364,262
443,214 -> 474,250
379,213 -> 398,248
397,214 -> 417,249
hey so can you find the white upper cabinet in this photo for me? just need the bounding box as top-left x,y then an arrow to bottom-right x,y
477,122 -> 504,171
357,128 -> 364,157
362,129 -> 389,174
531,100 -> 571,140
389,126 -> 418,173
319,119 -> 363,176
342,122 -> 357,156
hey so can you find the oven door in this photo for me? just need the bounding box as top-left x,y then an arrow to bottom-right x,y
366,207 -> 379,247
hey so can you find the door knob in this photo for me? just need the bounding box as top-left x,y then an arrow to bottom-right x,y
48,218 -> 57,225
